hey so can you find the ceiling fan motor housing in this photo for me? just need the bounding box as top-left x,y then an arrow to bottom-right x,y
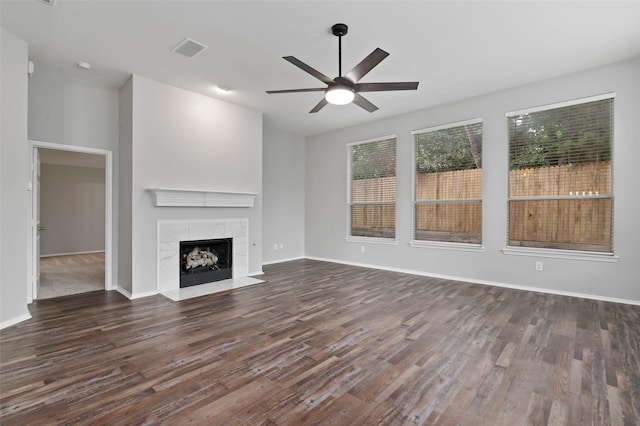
331,23 -> 348,37
333,76 -> 353,86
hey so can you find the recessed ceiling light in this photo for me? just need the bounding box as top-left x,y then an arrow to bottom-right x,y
215,85 -> 231,94
38,0 -> 56,5
77,61 -> 91,70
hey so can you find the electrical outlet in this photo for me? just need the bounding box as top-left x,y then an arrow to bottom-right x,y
535,261 -> 543,271
360,245 -> 365,253
273,243 -> 278,251
279,243 -> 284,249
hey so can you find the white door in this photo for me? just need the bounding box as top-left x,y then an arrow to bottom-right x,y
33,149 -> 42,299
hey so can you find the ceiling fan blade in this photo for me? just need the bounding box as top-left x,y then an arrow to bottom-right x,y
353,82 -> 419,92
345,48 -> 389,83
266,88 -> 326,94
353,93 -> 378,113
309,98 -> 329,113
283,56 -> 334,84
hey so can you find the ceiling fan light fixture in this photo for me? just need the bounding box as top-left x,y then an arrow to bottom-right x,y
325,86 -> 355,105
266,23 -> 418,113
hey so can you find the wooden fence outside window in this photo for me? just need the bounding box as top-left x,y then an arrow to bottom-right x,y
351,162 -> 611,251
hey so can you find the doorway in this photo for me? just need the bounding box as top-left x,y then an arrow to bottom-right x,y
30,142 -> 113,302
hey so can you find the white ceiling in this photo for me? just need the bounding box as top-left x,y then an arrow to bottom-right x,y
2,1 -> 640,137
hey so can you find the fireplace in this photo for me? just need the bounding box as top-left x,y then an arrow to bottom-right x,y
157,219 -> 249,293
180,238 -> 232,288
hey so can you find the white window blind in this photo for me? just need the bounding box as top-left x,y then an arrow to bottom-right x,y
507,95 -> 613,253
348,137 -> 396,239
413,119 -> 483,244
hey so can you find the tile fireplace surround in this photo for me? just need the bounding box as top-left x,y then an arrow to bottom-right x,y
157,219 -> 251,295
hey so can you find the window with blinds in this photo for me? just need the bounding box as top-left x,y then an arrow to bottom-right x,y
348,137 -> 396,239
507,95 -> 613,253
412,119 -> 483,244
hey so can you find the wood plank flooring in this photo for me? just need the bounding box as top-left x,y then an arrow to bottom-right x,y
1,259 -> 639,425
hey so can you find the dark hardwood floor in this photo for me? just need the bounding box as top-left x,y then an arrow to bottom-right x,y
1,259 -> 639,425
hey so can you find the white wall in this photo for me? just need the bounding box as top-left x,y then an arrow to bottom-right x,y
40,164 -> 105,256
28,61 -> 119,150
27,60 -> 119,290
0,28 -> 31,327
28,61 -> 64,143
262,123 -> 306,264
127,75 -> 263,297
118,77 -> 133,294
27,69 -> 264,298
305,58 -> 640,303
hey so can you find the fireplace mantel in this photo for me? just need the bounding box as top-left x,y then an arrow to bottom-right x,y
148,188 -> 257,208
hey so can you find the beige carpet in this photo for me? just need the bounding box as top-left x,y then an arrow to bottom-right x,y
39,253 -> 105,299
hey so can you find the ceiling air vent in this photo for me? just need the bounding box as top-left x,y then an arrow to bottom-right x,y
171,38 -> 208,58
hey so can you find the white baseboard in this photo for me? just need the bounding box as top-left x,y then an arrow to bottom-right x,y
115,286 -> 158,300
40,250 -> 105,258
262,256 -> 305,266
115,286 -> 133,299
0,312 -> 32,330
305,256 -> 640,306
248,270 -> 265,277
132,291 -> 158,299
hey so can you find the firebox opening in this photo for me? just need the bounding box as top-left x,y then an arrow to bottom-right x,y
179,238 -> 232,288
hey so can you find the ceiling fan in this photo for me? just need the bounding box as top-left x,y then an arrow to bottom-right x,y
266,23 -> 419,113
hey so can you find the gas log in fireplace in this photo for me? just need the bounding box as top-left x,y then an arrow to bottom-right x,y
179,238 -> 232,288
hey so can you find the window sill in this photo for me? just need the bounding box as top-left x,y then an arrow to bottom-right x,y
345,236 -> 398,246
409,241 -> 485,253
502,247 -> 619,263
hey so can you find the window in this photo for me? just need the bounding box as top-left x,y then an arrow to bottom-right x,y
412,119 -> 483,244
348,137 -> 396,239
507,95 -> 613,253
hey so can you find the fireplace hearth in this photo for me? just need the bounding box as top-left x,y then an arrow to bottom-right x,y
180,238 -> 232,288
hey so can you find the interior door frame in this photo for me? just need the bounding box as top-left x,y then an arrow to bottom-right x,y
29,141 -> 113,302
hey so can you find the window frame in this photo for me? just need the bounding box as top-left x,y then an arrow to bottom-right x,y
346,135 -> 398,244
409,118 -> 485,252
503,93 -> 617,260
